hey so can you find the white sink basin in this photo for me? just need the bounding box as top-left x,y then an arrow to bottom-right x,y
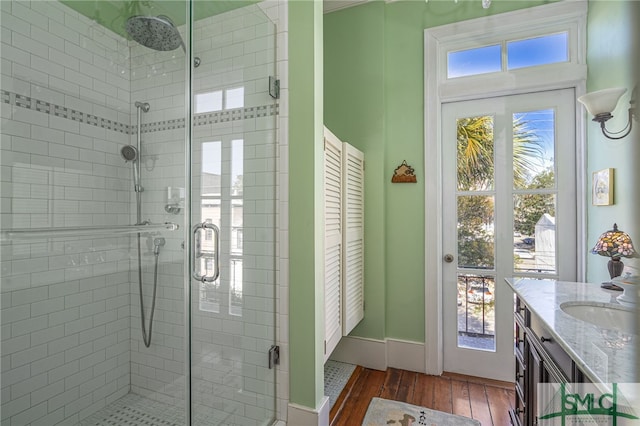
560,302 -> 636,335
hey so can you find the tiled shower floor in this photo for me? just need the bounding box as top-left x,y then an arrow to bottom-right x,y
78,393 -> 244,426
79,393 -> 184,426
81,368 -> 353,426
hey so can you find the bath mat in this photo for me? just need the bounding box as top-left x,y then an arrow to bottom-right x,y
362,397 -> 480,426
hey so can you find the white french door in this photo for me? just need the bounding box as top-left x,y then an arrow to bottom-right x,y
441,89 -> 577,381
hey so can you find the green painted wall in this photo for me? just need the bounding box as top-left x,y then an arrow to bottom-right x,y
324,0 -> 552,343
584,1 -> 639,284
288,0 -> 325,410
323,2 -> 387,340
584,0 -> 638,381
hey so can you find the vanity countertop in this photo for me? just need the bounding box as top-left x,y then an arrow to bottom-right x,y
505,278 -> 636,388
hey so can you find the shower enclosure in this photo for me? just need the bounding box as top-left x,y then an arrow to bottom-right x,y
1,1 -> 279,425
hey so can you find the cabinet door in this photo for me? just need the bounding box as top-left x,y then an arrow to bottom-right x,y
527,336 -> 546,426
528,335 -> 568,425
342,142 -> 364,335
323,129 -> 343,362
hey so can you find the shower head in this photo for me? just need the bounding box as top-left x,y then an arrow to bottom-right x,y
125,15 -> 185,52
121,145 -> 138,162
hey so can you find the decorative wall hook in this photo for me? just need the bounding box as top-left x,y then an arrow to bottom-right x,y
391,160 -> 417,183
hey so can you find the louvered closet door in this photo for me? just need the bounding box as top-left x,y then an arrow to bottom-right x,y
324,130 -> 343,362
342,143 -> 364,335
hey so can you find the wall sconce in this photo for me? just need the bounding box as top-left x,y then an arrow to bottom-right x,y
577,87 -> 636,140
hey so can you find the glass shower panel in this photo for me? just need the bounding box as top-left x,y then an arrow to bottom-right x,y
1,0 -> 188,424
190,4 -> 278,426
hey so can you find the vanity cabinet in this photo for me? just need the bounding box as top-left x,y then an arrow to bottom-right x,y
506,278 -> 631,426
510,295 -> 585,426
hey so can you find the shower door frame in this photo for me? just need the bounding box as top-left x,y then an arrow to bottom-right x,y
183,2 -> 193,425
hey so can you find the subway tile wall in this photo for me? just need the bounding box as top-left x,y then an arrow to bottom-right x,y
1,1 -> 135,425
1,0 -> 287,425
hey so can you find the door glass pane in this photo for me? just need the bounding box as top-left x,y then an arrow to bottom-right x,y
457,195 -> 495,270
457,116 -> 495,191
513,109 -> 555,190
457,274 -> 496,351
513,194 -> 557,274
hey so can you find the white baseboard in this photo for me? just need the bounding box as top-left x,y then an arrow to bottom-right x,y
387,338 -> 426,373
287,396 -> 330,426
330,336 -> 387,370
329,336 -> 426,373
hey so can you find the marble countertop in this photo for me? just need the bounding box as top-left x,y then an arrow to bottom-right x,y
505,278 -> 637,389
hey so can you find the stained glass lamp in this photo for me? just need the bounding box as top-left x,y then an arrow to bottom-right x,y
591,223 -> 637,290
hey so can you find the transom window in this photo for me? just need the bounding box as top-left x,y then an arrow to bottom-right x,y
447,31 -> 570,79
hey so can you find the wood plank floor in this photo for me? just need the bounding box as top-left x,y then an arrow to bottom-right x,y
330,367 -> 515,426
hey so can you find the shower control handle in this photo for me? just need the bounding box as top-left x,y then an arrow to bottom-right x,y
192,222 -> 220,283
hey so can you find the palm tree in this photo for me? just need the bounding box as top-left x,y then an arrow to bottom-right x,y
512,115 -> 546,189
456,115 -> 545,190
456,116 -> 494,191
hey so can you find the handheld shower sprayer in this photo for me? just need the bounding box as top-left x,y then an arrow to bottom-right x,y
121,101 -> 150,196
120,144 -> 138,162
120,144 -> 142,193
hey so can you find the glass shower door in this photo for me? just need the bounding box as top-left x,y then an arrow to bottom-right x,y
189,4 -> 278,425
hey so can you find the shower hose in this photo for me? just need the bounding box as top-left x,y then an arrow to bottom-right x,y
137,231 -> 162,348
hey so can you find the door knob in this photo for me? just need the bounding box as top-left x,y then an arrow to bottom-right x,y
443,254 -> 454,263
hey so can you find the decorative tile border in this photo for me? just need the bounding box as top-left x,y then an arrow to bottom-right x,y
4,90 -> 131,134
2,89 -> 278,136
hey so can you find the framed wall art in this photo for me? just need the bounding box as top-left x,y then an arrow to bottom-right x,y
592,168 -> 613,206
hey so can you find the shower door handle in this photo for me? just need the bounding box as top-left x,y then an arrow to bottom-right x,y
192,222 -> 220,283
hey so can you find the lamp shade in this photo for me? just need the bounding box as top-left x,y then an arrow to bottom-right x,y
591,223 -> 637,258
578,88 -> 627,116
